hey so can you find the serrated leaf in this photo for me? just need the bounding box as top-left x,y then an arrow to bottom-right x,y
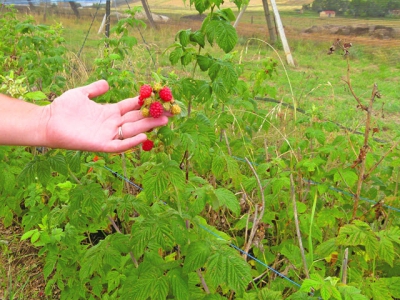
299,278 -> 321,293
190,30 -> 205,47
338,285 -> 368,300
194,79 -> 212,103
214,188 -> 240,216
206,246 -> 252,296
21,229 -> 37,241
197,54 -> 213,71
208,20 -> 238,53
43,249 -> 58,279
334,169 -> 358,187
66,151 -> 81,173
336,220 -> 379,258
169,46 -> 184,65
143,160 -> 185,200
182,240 -> 211,273
181,51 -> 194,66
37,159 -> 51,186
24,91 -> 47,101
193,0 -> 210,14
48,153 -> 68,176
103,244 -> 121,267
69,183 -> 105,218
271,177 -> 290,195
377,231 -> 394,267
18,160 -> 36,185
168,269 -> 189,300
315,238 -> 337,258
80,243 -> 104,280
178,29 -> 190,47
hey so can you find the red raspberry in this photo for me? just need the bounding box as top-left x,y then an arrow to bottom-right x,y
159,87 -> 173,102
142,139 -> 154,151
149,101 -> 164,118
138,96 -> 145,106
139,84 -> 152,99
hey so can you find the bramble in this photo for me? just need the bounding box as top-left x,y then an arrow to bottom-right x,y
139,83 -> 182,118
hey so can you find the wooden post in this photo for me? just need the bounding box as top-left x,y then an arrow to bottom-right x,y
233,5 -> 247,28
262,0 -> 276,44
269,0 -> 295,67
141,0 -> 157,29
105,0 -> 111,38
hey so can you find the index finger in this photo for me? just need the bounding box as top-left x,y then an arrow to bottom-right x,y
117,96 -> 141,115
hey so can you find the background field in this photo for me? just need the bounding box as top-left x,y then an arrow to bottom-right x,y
1,0 -> 400,298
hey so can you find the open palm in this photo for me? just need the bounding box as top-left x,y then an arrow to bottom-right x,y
43,80 -> 169,152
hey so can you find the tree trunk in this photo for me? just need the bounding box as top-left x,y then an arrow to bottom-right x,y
68,1 -> 80,19
141,0 -> 157,29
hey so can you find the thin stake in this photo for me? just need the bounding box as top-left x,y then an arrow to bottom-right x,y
290,173 -> 310,279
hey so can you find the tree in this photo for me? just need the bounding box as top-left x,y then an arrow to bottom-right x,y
311,0 -> 350,14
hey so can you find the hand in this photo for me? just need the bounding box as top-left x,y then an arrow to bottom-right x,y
42,80 -> 169,152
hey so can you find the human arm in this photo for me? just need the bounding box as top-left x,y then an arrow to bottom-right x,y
0,80 -> 169,152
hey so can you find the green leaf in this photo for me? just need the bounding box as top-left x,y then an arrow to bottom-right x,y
299,278 -> 321,293
18,160 -> 36,185
181,51 -> 194,66
214,188 -> 240,216
315,238 -> 337,258
197,54 -> 213,71
334,169 -> 358,187
379,277 -> 400,298
36,159 -> 51,186
182,240 -> 211,273
21,229 -> 37,241
377,231 -> 394,267
143,160 -> 185,200
205,246 -> 252,296
169,46 -> 184,65
48,153 -> 68,176
66,151 -> 81,173
80,243 -> 104,280
190,30 -> 205,47
178,29 -> 190,47
193,0 -> 210,14
69,183 -> 105,218
336,220 -> 379,259
168,268 -> 189,300
195,79 -> 212,103
24,91 -> 47,101
218,8 -> 236,22
43,249 -> 58,279
207,20 -> 238,53
338,285 -> 368,300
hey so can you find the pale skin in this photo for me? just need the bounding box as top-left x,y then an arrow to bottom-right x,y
0,80 -> 169,152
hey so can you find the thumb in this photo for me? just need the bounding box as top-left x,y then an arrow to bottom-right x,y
80,80 -> 110,99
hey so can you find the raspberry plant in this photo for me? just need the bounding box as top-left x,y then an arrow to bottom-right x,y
1,2 -> 400,300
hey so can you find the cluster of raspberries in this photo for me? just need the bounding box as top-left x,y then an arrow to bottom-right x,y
139,84 -> 181,118
139,84 -> 181,151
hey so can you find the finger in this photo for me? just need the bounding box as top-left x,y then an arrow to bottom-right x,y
103,133 -> 148,153
80,80 -> 110,98
119,116 -> 169,139
121,110 -> 145,123
117,96 -> 140,115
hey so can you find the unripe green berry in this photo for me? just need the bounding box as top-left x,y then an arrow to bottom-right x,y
141,107 -> 150,117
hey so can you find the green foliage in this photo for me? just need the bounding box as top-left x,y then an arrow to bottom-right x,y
1,2 -> 400,300
0,7 -> 66,96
